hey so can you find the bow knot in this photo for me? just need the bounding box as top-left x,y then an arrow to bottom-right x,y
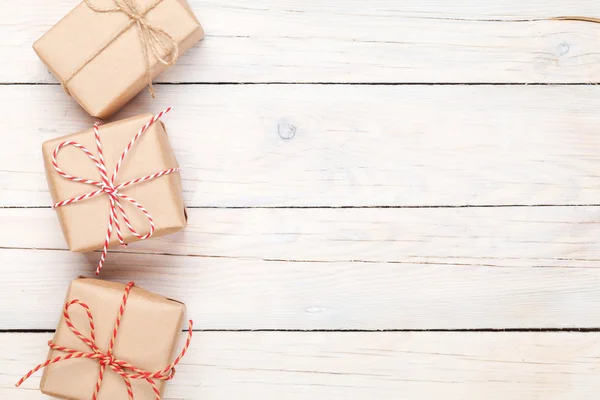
120,2 -> 146,25
50,108 -> 179,274
101,185 -> 118,196
16,282 -> 194,400
100,354 -> 117,367
63,0 -> 180,98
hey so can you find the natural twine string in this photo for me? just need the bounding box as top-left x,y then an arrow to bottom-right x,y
64,0 -> 180,98
51,107 -> 179,275
552,16 -> 600,24
16,282 -> 194,400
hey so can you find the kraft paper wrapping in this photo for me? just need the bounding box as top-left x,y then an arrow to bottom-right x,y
42,113 -> 186,253
40,278 -> 186,399
33,0 -> 204,118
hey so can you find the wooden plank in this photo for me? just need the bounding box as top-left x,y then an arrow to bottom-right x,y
3,207 -> 600,330
3,332 -> 600,399
4,84 -> 600,207
4,1 -> 600,83
4,207 -> 600,265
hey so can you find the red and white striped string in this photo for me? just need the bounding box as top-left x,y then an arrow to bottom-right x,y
16,282 -> 194,400
51,107 -> 179,274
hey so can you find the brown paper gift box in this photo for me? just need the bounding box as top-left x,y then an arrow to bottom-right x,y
33,0 -> 204,119
40,278 -> 187,399
42,113 -> 186,254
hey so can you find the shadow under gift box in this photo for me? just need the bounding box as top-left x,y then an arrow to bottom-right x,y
42,113 -> 187,253
40,278 -> 187,399
33,0 -> 204,119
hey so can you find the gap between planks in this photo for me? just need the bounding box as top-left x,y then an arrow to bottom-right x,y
5,204 -> 600,210
2,82 -> 600,86
2,328 -> 600,333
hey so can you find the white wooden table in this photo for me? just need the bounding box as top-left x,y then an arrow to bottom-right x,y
2,1 -> 600,398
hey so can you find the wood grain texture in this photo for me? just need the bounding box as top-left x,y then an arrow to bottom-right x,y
4,332 -> 600,399
4,207 -> 600,265
2,207 -> 600,330
4,0 -> 600,398
4,1 -> 600,83
5,249 -> 600,331
4,84 -> 600,207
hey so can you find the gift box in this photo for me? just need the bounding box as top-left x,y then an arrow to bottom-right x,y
16,278 -> 193,399
33,0 -> 204,118
42,109 -> 186,274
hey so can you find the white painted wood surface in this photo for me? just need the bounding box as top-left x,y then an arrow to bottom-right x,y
5,1 -> 600,83
4,207 -> 600,330
4,332 -> 600,400
3,0 -> 600,398
4,248 -> 600,330
6,207 -> 600,264
0,332 -> 600,400
4,85 -> 600,207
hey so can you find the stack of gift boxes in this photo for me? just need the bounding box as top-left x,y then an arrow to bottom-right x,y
15,1 -> 205,399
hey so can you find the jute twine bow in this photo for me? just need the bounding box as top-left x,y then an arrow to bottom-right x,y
63,0 -> 180,98
51,107 -> 179,275
16,282 -> 193,400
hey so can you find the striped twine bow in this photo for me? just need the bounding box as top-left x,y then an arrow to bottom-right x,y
63,0 -> 179,98
16,282 -> 193,400
52,107 -> 179,275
